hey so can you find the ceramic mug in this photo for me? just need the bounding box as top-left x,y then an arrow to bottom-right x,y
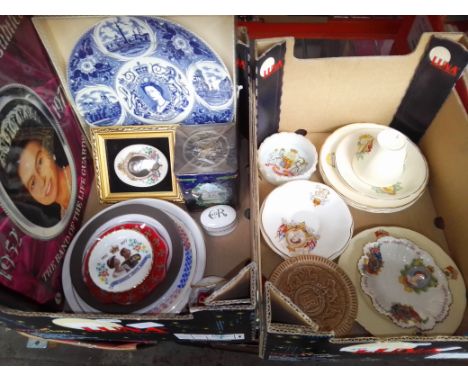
352,128 -> 408,187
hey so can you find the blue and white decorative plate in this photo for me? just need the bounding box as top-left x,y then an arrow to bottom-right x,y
68,16 -> 234,126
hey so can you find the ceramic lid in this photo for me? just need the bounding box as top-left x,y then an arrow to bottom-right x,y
200,205 -> 237,231
270,255 -> 357,336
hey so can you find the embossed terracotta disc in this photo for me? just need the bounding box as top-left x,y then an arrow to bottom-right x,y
270,255 -> 357,336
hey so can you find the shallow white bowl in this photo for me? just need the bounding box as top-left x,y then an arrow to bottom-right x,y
258,132 -> 318,186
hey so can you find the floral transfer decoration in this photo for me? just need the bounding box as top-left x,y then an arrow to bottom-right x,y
311,186 -> 330,207
374,229 -> 390,239
326,152 -> 336,168
360,244 -> 384,275
277,221 -> 320,254
399,258 -> 438,293
444,266 -> 459,280
355,134 -> 374,160
265,148 -> 308,177
372,182 -> 403,195
390,303 -> 428,326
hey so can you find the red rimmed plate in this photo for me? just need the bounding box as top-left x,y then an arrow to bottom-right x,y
82,222 -> 168,305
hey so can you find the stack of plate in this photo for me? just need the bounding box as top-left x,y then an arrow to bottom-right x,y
62,198 -> 205,314
319,123 -> 429,213
260,181 -> 354,260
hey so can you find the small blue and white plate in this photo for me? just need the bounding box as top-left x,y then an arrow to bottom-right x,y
67,16 -> 234,126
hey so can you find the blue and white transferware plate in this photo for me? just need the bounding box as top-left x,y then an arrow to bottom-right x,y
68,16 -> 234,126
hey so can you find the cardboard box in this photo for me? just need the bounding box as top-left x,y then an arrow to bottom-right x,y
0,16 -> 257,346
251,33 -> 468,361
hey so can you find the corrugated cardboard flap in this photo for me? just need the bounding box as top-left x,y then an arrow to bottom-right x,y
204,262 -> 257,307
265,282 -> 335,336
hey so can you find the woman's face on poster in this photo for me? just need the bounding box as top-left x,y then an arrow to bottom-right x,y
17,140 -> 59,206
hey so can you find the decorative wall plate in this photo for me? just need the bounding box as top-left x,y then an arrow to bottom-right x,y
68,16 -> 234,126
334,127 -> 428,200
261,181 -> 353,260
319,123 -> 428,212
258,132 -> 318,186
270,255 -> 357,336
358,236 -> 451,331
82,222 -> 168,305
114,144 -> 169,188
338,226 -> 466,336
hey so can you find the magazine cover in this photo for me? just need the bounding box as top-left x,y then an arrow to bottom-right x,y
0,16 -> 93,307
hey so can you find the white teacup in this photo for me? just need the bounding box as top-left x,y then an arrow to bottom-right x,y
352,128 -> 408,187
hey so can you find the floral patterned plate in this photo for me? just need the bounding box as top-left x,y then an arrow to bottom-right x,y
338,227 -> 466,336
358,236 -> 451,331
261,181 -> 353,260
82,222 -> 168,305
114,144 -> 169,188
67,16 -> 234,126
63,204 -> 189,314
334,127 -> 428,200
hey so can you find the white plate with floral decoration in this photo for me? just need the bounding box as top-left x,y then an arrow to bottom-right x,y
258,132 -> 318,186
63,199 -> 205,314
334,127 -> 428,200
338,226 -> 466,336
319,123 -> 428,212
261,180 -> 353,260
358,236 -> 451,331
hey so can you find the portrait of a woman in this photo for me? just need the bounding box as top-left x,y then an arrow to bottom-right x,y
141,82 -> 169,113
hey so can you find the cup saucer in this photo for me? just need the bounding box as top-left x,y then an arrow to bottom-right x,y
319,123 -> 429,212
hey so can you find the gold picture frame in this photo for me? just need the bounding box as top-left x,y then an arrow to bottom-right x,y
90,125 -> 182,203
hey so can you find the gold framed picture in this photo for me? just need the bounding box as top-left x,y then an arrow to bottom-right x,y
90,125 -> 182,203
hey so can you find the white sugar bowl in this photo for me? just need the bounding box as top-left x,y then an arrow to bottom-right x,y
258,132 -> 318,186
200,205 -> 238,236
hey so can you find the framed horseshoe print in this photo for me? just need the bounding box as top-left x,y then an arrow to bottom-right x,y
90,125 -> 182,203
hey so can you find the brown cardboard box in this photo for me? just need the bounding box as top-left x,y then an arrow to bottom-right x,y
0,16 -> 257,346
251,33 -> 468,361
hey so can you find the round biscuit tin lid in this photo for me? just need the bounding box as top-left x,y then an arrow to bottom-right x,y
200,205 -> 237,232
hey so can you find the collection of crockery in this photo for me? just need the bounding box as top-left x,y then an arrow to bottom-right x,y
62,16 -> 239,314
258,125 -> 466,337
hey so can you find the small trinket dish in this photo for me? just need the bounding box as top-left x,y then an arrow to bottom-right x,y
200,205 -> 237,236
258,132 -> 318,186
